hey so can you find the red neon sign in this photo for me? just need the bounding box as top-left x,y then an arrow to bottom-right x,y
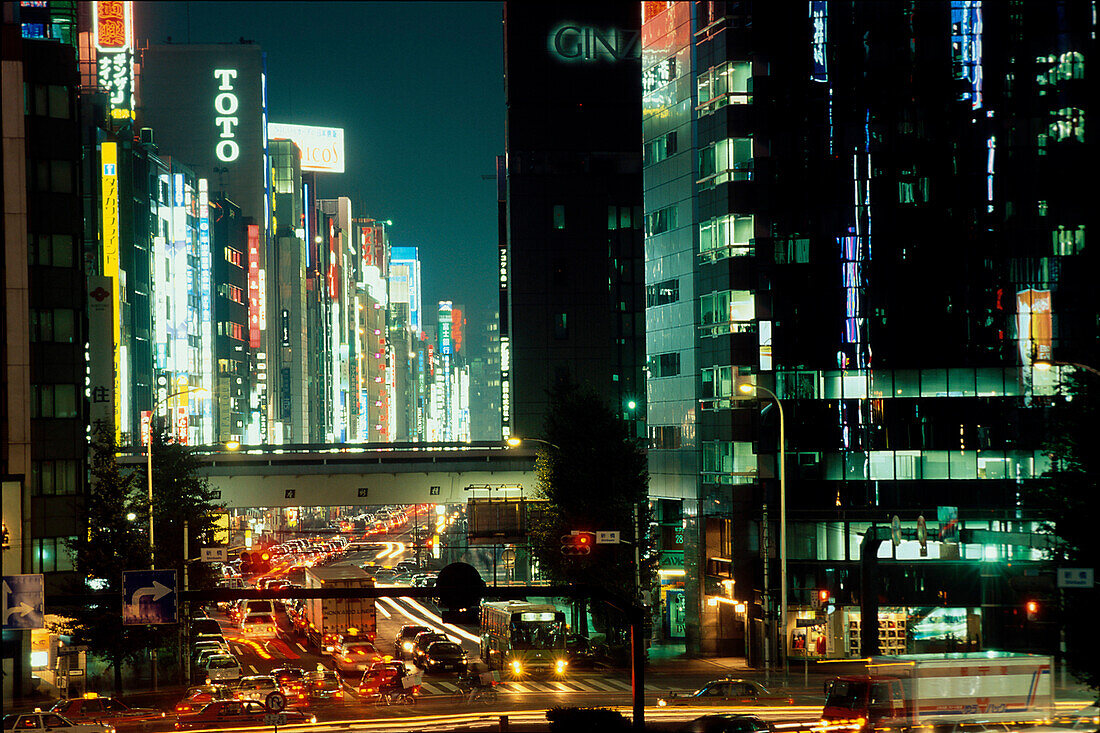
96,1 -> 129,49
247,225 -> 261,348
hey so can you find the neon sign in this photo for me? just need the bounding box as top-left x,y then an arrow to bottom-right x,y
213,69 -> 240,162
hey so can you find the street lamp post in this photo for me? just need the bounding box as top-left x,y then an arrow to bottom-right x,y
505,436 -> 561,450
739,381 -> 787,676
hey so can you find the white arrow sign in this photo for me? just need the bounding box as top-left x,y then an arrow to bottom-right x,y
128,580 -> 173,614
3,581 -> 37,622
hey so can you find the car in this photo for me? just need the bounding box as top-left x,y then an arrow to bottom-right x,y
421,640 -> 468,673
411,632 -> 449,666
678,714 -> 771,733
4,711 -> 115,733
50,697 -> 167,728
394,625 -> 431,657
172,685 -> 236,715
658,679 -> 794,707
233,673 -> 286,704
371,568 -> 397,583
334,640 -> 378,674
241,599 -> 275,617
303,669 -> 344,702
201,654 -> 243,684
193,633 -> 228,649
192,640 -> 229,660
174,701 -> 314,730
394,560 -> 419,575
194,647 -> 230,673
239,612 -> 277,638
411,574 -> 437,588
356,661 -> 406,701
190,618 -> 222,637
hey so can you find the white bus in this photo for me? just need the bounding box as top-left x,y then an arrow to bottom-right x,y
479,601 -> 568,677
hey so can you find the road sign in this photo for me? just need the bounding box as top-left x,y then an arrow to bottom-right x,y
797,618 -> 826,628
265,691 -> 287,712
596,531 -> 621,545
122,569 -> 177,625
201,547 -> 227,563
2,574 -> 45,629
1057,567 -> 1095,589
262,714 -> 288,726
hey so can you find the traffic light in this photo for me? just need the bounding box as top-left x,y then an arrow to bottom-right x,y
1026,600 -> 1039,621
812,589 -> 830,610
560,532 -> 595,556
240,551 -> 253,575
257,551 -> 271,574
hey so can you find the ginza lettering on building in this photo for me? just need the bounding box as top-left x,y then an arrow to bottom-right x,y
213,68 -> 240,162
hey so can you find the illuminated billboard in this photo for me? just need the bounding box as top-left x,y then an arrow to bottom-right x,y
268,123 -> 345,173
95,1 -> 134,122
100,142 -> 122,443
248,225 -> 261,348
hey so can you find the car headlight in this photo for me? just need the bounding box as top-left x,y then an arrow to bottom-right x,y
309,716 -> 317,724
657,699 -> 667,707
403,642 -> 414,652
555,659 -> 567,673
511,660 -> 522,674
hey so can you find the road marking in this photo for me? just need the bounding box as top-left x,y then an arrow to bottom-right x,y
547,681 -> 573,692
506,682 -> 531,693
603,678 -> 633,691
248,664 -> 257,673
582,678 -> 619,691
524,681 -> 556,693
294,642 -> 307,653
376,603 -> 391,619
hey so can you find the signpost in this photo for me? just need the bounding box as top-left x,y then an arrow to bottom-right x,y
201,547 -> 228,563
1057,568 -> 1094,589
2,574 -> 45,629
596,531 -> 621,545
122,569 -> 177,625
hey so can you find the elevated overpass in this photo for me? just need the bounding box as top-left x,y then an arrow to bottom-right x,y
120,442 -> 538,508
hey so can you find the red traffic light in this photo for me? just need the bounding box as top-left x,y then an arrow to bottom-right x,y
560,532 -> 595,556
1026,600 -> 1039,620
819,589 -> 829,602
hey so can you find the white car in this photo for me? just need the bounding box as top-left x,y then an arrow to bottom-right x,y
203,654 -> 243,683
3,711 -> 114,733
233,675 -> 281,704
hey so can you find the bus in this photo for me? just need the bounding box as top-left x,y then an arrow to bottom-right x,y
479,601 -> 569,677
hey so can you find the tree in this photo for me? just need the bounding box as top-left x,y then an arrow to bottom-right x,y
528,381 -> 656,648
60,426 -> 154,693
137,426 -> 225,594
1036,370 -> 1099,689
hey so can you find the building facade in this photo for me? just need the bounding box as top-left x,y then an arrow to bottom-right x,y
642,1 -> 1095,658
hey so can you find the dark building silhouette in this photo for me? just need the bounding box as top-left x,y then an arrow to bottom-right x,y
501,4 -> 645,439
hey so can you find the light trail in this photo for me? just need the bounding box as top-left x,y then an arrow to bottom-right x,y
398,596 -> 481,643
376,597 -> 462,645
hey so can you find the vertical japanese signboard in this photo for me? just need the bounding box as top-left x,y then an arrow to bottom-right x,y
100,142 -> 122,443
94,1 -> 134,123
248,225 -> 261,348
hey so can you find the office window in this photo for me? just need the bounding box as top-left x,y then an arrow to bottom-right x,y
700,214 -> 754,260
31,459 -> 79,496
650,352 -> 681,378
643,56 -> 677,95
554,312 -> 568,339
645,205 -> 677,236
702,441 -> 755,479
31,384 -> 78,418
774,237 -> 810,264
701,366 -> 734,400
698,137 -> 753,187
646,278 -> 679,307
48,84 -> 70,119
32,233 -> 75,268
700,290 -> 755,335
34,159 -> 74,193
697,61 -> 752,115
648,425 -> 682,449
644,131 -> 678,166
30,308 -> 75,343
31,537 -> 75,573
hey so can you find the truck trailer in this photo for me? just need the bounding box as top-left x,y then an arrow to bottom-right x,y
822,652 -> 1053,729
303,566 -> 377,653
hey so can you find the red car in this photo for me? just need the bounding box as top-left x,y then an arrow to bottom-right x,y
356,661 -> 404,702
174,701 -> 314,730
51,696 -> 167,728
172,685 -> 235,715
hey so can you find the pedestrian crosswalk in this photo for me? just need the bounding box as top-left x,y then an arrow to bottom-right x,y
417,677 -> 664,696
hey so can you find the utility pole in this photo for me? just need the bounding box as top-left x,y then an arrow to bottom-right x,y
762,502 -> 770,684
631,503 -> 644,731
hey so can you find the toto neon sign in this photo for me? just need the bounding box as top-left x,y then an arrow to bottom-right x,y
548,23 -> 640,63
213,68 -> 240,162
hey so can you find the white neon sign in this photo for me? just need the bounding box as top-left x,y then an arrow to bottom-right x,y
213,69 -> 240,162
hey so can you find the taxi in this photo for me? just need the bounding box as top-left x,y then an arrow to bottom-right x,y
174,702 -> 314,731
4,711 -> 114,733
171,686 -> 235,715
657,678 -> 795,707
49,696 -> 167,728
356,660 -> 405,701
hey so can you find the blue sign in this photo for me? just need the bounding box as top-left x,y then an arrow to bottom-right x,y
2,574 -> 45,629
122,569 -> 177,625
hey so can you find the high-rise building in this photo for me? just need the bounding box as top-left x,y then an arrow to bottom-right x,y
641,1 -> 1095,658
469,311 -> 502,441
208,193 -> 250,442
2,23 -> 84,702
501,4 -> 645,440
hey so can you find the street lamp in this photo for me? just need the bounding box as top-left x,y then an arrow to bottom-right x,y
505,436 -> 561,450
738,380 -> 787,675
147,387 -> 208,569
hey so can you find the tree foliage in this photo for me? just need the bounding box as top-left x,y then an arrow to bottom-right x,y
60,426 -> 154,692
1036,371 -> 1099,689
528,382 -> 655,641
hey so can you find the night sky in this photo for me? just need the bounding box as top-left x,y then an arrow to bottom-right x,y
138,1 -> 505,334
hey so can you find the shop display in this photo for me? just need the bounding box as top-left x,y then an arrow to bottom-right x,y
846,612 -> 907,655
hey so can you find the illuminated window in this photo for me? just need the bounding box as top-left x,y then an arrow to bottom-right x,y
699,214 -> 754,261
645,205 -> 677,236
647,425 -> 682,449
1052,225 -> 1086,255
774,237 -> 810,264
225,247 -> 243,267
698,137 -> 753,188
644,131 -> 678,166
701,366 -> 734,402
700,290 -> 755,336
643,56 -> 677,95
697,61 -> 751,115
31,536 -> 75,573
552,205 -> 566,230
701,441 -> 755,482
